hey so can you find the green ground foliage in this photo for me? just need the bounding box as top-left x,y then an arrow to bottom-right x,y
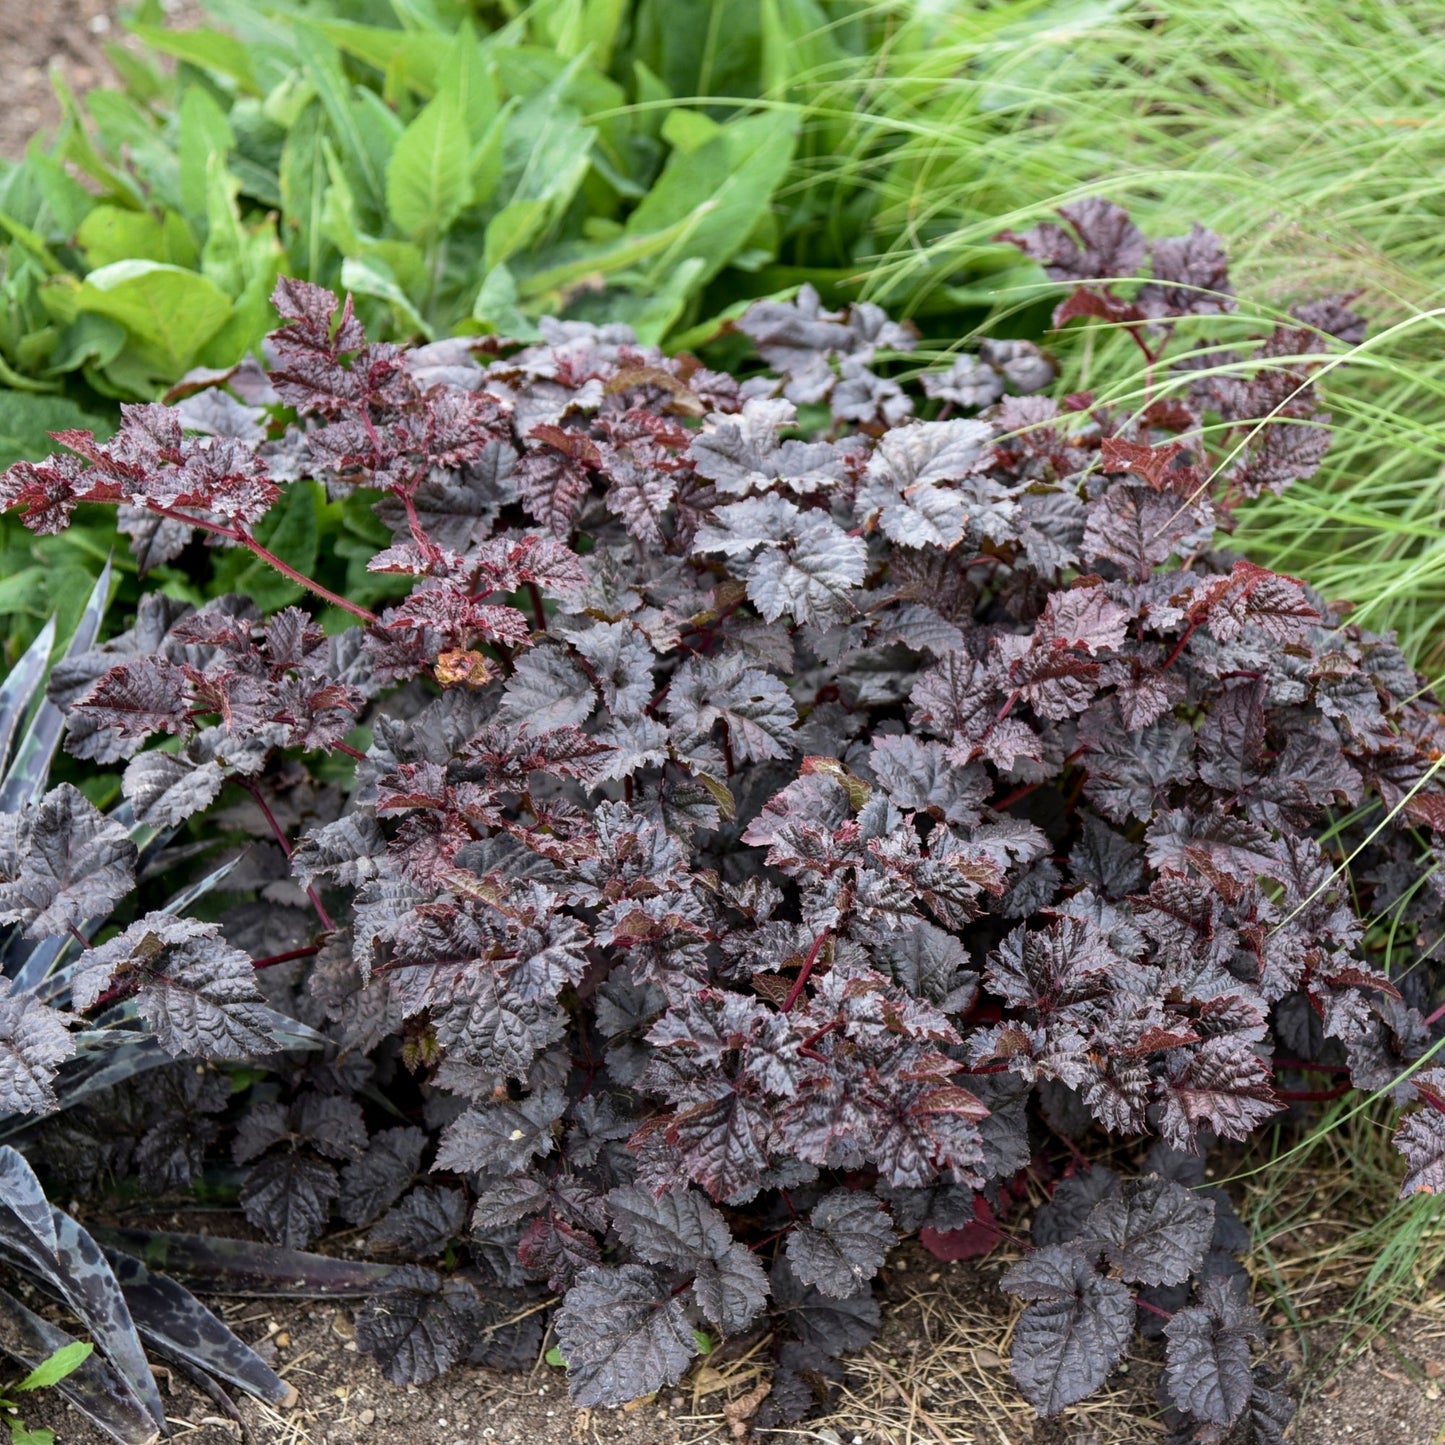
4,0 -> 1445,684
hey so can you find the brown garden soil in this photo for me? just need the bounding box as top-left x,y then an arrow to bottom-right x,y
13,1211 -> 1445,1445
4,4 -> 1445,1443
0,0 -> 123,162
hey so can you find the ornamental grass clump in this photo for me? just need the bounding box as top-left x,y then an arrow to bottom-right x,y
4,203 -> 1445,1439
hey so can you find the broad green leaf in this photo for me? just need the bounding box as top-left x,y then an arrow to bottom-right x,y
51,74 -> 144,208
21,145 -> 94,237
319,138 -> 364,256
86,91 -> 181,213
484,86 -> 595,270
0,392 -> 112,471
660,109 -> 721,154
532,0 -> 627,66
125,23 -> 263,96
473,263 -> 540,340
515,205 -> 717,302
199,222 -> 284,368
316,19 -> 444,95
298,28 -> 386,217
469,106 -> 510,210
600,255 -> 705,345
0,215 -> 61,278
495,43 -> 625,116
200,153 -> 246,295
339,257 -> 432,339
177,85 -> 235,229
279,102 -> 331,283
353,90 -> 407,194
262,71 -> 318,131
627,109 -> 797,287
759,0 -> 838,98
0,567 -> 48,619
440,24 -> 500,136
76,204 -> 198,271
104,36 -> 169,106
632,61 -> 672,139
484,198 -> 551,274
385,92 -> 470,239
43,314 -> 127,378
73,261 -> 232,380
15,1342 -> 93,1393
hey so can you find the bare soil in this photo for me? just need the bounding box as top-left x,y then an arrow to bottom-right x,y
18,1225 -> 1445,1445
0,0 -> 121,161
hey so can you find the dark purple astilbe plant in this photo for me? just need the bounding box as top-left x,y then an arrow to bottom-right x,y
3,202 -> 1445,1440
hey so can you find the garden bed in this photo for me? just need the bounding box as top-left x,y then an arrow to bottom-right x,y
8,2 -> 1445,1445
14,1214 -> 1445,1445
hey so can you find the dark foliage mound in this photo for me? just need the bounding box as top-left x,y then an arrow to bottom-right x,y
5,200 -> 1445,1439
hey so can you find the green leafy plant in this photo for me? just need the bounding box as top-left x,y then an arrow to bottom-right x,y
3,218 -> 1441,1434
0,0 -> 896,406
0,0 -> 911,659
0,1339 -> 92,1445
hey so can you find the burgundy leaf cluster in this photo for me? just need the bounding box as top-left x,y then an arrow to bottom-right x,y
4,212 -> 1443,1437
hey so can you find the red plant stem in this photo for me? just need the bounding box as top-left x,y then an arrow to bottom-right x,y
66,923 -> 90,951
798,1018 -> 844,1053
397,487 -> 437,560
992,779 -> 1042,812
241,532 -> 380,623
1162,617 -> 1201,671
252,944 -> 323,970
996,690 -> 1019,723
146,504 -> 378,624
242,781 -> 336,933
1135,1297 -> 1173,1323
748,1225 -> 794,1253
1423,998 -> 1445,1030
1272,1059 -> 1351,1075
782,930 -> 832,1014
333,741 -> 368,762
244,782 -> 292,859
526,581 -> 548,633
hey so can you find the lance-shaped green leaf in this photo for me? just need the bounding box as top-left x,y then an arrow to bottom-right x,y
0,1289 -> 157,1445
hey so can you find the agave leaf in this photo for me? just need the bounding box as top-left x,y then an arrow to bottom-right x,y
0,1288 -> 159,1445
0,1036 -> 171,1139
0,617 -> 56,779
103,1247 -> 297,1406
0,1149 -> 166,1431
91,1226 -> 404,1297
0,559 -> 112,815
24,853 -> 242,1000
